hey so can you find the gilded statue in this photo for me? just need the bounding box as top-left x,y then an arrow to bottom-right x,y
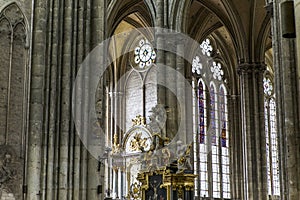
132,115 -> 146,126
112,133 -> 121,154
129,132 -> 148,152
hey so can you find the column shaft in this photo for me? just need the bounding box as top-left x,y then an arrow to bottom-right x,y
176,42 -> 187,143
87,0 -> 107,199
228,95 -> 243,199
58,0 -> 73,198
295,0 -> 300,84
165,40 -> 177,139
238,63 -> 268,200
272,1 -> 300,199
26,0 -> 48,199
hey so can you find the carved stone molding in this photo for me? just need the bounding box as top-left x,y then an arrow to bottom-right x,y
265,2 -> 274,17
1,4 -> 24,28
0,3 -> 26,43
0,147 -> 15,186
0,145 -> 21,198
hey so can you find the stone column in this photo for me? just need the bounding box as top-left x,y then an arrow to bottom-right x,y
118,168 -> 122,198
26,0 -> 48,199
112,92 -> 123,140
295,0 -> 300,84
57,0 -> 74,199
278,36 -> 300,199
228,94 -> 243,199
295,2 -> 300,195
86,1 -> 107,199
176,42 -> 187,143
110,91 -> 123,198
165,36 -> 178,139
112,168 -> 118,198
75,1 -> 89,199
272,1 -> 300,199
155,0 -> 166,136
238,63 -> 268,200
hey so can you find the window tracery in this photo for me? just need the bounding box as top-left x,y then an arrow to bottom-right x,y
200,38 -> 213,57
192,56 -> 202,75
134,39 -> 156,69
211,61 -> 224,81
263,77 -> 273,96
192,38 -> 230,199
264,75 -> 280,196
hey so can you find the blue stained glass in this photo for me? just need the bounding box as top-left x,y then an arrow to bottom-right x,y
212,135 -> 216,145
199,81 -> 205,144
221,129 -> 226,147
220,87 -> 227,147
210,85 -> 217,146
211,120 -> 216,127
200,134 -> 205,144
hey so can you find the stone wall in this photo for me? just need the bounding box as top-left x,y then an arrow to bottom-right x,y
125,71 -> 143,130
125,67 -> 158,131
0,2 -> 30,199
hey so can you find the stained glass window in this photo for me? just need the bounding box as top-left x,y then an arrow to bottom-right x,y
270,99 -> 280,195
210,84 -> 217,146
210,84 -> 221,198
199,81 -> 205,144
264,76 -> 280,196
198,80 -> 209,197
192,41 -> 230,198
263,77 -> 273,96
220,86 -> 230,199
220,86 -> 227,147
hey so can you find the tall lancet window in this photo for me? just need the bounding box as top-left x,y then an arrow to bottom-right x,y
192,38 -> 231,199
263,76 -> 280,196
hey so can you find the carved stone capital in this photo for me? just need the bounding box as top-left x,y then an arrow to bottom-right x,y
237,63 -> 266,75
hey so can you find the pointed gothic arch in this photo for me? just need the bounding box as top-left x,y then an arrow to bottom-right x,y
0,4 -> 29,198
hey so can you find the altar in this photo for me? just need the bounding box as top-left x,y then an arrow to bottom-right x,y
109,115 -> 196,200
137,166 -> 196,200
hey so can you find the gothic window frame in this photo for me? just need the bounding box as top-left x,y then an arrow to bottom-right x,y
263,73 -> 280,197
0,2 -> 29,149
192,38 -> 231,199
0,3 -> 29,199
123,37 -> 157,131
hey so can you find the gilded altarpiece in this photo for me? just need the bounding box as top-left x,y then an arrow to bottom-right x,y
111,116 -> 196,200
